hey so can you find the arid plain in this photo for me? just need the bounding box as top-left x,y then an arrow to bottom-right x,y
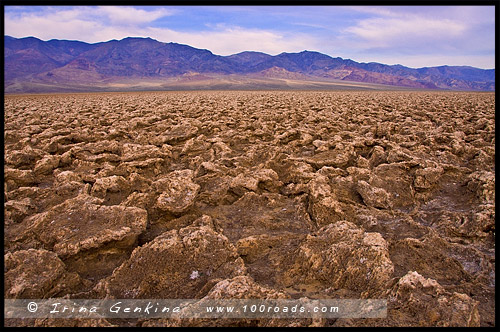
4,90 -> 495,327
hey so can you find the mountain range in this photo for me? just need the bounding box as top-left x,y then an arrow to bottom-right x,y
4,35 -> 495,93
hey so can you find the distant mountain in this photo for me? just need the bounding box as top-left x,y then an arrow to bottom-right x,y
226,51 -> 273,69
4,36 -> 495,93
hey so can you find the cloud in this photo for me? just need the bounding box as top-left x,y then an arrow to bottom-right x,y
333,6 -> 494,68
4,6 -> 175,41
5,8 -> 102,41
147,25 -> 319,55
95,6 -> 175,25
4,7 -> 320,55
344,16 -> 466,49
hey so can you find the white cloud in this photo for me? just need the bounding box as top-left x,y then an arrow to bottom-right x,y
95,6 -> 175,26
344,17 -> 466,48
4,6 -> 176,41
5,8 -> 102,41
333,6 -> 494,68
147,25 -> 319,55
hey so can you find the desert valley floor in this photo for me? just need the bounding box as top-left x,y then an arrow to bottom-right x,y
4,90 -> 495,327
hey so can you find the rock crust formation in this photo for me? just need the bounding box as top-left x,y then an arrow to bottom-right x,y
4,91 -> 495,327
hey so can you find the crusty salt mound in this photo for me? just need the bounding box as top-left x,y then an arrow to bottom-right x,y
4,91 -> 494,327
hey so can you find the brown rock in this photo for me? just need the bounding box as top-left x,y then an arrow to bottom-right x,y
180,134 -> 212,156
312,139 -> 330,152
90,175 -> 131,205
5,249 -> 86,299
212,140 -> 233,159
329,173 -> 363,207
466,171 -> 495,203
120,192 -> 151,210
472,204 -> 495,235
387,271 -> 480,327
267,155 -> 315,184
18,194 -> 147,258
91,175 -> 129,194
195,161 -> 225,177
154,169 -> 200,213
413,166 -> 444,190
429,198 -> 494,241
205,275 -> 288,299
34,154 -> 61,175
389,236 -> 472,286
356,180 -> 392,209
203,192 -> 314,242
54,170 -> 82,183
121,143 -> 171,162
306,173 -> 345,226
100,216 -> 246,299
143,276 -> 296,327
4,197 -> 36,224
160,123 -> 199,145
196,174 -> 234,205
369,145 -> 386,168
5,146 -> 43,168
286,220 -> 393,297
128,172 -> 152,192
236,232 -> 307,290
280,182 -> 309,196
5,168 -> 36,188
230,168 -> 282,196
300,143 -> 354,168
309,195 -> 344,226
386,147 -> 413,163
117,158 -> 166,177
370,162 -> 415,208
356,155 -> 370,168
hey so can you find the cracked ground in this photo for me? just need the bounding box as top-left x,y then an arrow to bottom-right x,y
4,90 -> 495,327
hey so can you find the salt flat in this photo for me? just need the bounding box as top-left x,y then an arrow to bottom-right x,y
4,90 -> 495,327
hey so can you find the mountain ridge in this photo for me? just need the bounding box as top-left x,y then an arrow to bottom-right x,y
4,36 -> 495,92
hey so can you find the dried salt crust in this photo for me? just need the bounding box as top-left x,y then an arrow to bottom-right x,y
4,91 -> 494,327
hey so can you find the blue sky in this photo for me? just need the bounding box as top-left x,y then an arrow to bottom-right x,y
4,5 -> 495,69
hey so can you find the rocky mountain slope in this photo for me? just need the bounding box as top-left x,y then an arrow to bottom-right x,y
4,36 -> 495,92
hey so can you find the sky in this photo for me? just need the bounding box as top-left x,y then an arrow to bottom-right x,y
4,5 -> 496,69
